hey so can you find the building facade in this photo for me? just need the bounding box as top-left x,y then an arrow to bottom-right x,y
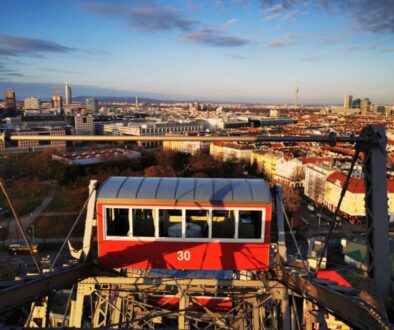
86,98 -> 98,113
65,84 -> 72,105
15,128 -> 66,149
24,97 -> 41,112
163,140 -> 209,155
304,163 -> 335,205
102,121 -> 203,136
74,114 -> 94,135
4,90 -> 16,116
323,171 -> 394,222
210,142 -> 255,162
22,115 -> 67,127
250,151 -> 282,179
273,157 -> 304,188
343,95 -> 353,109
360,98 -> 371,113
51,95 -> 63,113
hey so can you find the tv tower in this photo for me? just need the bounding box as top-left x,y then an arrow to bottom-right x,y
295,85 -> 299,111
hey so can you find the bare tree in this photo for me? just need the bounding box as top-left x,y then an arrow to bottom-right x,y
307,176 -> 326,205
282,184 -> 301,215
290,166 -> 305,181
144,165 -> 176,177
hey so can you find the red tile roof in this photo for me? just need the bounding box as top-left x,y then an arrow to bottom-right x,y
327,171 -> 394,193
323,146 -> 365,160
271,143 -> 285,148
299,157 -> 329,164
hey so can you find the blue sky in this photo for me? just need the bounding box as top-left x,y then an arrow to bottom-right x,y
0,0 -> 393,104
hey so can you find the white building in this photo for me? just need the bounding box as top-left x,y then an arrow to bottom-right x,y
24,97 -> 41,112
210,142 -> 255,163
163,140 -> 209,155
343,95 -> 352,109
304,163 -> 335,205
75,114 -> 94,135
204,118 -> 225,130
102,121 -> 203,136
15,128 -> 66,149
274,157 -> 304,188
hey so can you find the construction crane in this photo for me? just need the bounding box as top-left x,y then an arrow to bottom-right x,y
0,125 -> 391,329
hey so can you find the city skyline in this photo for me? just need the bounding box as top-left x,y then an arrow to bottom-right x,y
0,0 -> 393,104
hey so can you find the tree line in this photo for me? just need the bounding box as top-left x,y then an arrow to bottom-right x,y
0,147 -> 301,215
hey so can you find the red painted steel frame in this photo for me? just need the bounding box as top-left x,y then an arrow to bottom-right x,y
148,295 -> 233,312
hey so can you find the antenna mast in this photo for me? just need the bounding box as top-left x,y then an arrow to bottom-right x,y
295,85 -> 299,112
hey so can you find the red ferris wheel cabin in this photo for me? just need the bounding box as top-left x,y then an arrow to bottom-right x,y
96,177 -> 272,271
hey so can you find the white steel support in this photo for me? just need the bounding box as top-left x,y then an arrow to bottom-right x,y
269,281 -> 290,330
178,286 -> 190,330
69,283 -> 94,327
274,184 -> 287,263
67,180 -> 97,261
235,210 -> 239,239
82,180 -> 97,261
251,298 -> 261,330
25,300 -> 48,328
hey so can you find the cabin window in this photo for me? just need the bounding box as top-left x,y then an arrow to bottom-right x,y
132,209 -> 155,237
106,208 -> 129,236
185,209 -> 209,238
238,211 -> 262,239
159,209 -> 182,237
212,210 -> 235,239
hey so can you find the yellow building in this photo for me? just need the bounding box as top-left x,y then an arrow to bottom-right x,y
210,142 -> 225,159
163,140 -> 209,155
324,171 -> 394,221
250,151 -> 283,179
210,142 -> 255,162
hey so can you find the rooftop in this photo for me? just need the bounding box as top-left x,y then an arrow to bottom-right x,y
97,177 -> 272,205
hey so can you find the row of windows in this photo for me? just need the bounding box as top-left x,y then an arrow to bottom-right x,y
104,207 -> 265,240
140,126 -> 201,134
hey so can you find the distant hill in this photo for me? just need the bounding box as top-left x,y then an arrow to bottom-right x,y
72,96 -> 172,104
0,81 -> 177,103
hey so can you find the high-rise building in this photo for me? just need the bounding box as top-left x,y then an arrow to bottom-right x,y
4,90 -> 16,116
86,98 -> 98,113
24,97 -> 41,111
65,83 -> 72,105
344,95 -> 353,108
51,95 -> 63,113
372,105 -> 385,114
361,98 -> 371,113
352,98 -> 361,109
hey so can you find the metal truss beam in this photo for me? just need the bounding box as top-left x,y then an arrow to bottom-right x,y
66,275 -> 275,329
275,266 -> 390,330
80,276 -> 266,288
0,263 -> 93,314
